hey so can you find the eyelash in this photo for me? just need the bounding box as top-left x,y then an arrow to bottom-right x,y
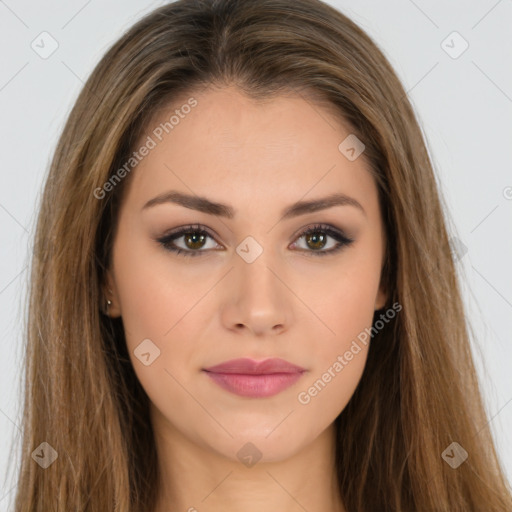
156,223 -> 354,258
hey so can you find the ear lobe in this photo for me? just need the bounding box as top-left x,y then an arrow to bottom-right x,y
102,269 -> 122,317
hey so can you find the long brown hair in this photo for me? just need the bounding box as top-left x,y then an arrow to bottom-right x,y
11,0 -> 511,510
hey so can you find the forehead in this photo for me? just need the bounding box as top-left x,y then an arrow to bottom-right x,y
121,85 -> 378,217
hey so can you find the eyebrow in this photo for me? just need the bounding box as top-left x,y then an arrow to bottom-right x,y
142,190 -> 366,220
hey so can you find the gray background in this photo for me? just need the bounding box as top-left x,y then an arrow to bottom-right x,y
1,0 -> 511,508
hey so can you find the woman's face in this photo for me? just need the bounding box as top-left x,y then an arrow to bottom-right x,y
105,85 -> 387,463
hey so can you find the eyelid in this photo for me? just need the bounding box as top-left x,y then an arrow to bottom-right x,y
157,223 -> 218,245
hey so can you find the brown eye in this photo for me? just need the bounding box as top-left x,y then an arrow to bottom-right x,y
156,224 -> 219,257
292,224 -> 355,256
182,232 -> 208,250
304,231 -> 328,251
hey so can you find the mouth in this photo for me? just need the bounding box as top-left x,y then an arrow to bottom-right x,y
202,357 -> 307,398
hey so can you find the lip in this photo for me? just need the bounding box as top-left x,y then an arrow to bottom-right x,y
202,358 -> 307,398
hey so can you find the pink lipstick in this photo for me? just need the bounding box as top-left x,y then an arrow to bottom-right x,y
202,358 -> 306,398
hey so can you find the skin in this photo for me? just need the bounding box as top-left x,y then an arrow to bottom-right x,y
104,84 -> 387,512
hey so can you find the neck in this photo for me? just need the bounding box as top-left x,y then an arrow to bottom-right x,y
150,407 -> 346,512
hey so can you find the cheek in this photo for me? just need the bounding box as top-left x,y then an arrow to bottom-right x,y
111,232 -> 213,400
295,271 -> 378,423
327,278 -> 378,348
112,227 -> 201,344
295,344 -> 368,436
314,252 -> 383,352
300,246 -> 382,414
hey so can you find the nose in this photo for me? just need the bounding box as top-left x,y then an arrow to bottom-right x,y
220,253 -> 292,337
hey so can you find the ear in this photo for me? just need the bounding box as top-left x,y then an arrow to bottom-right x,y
374,280 -> 388,311
374,255 -> 389,311
102,268 -> 122,318
375,234 -> 389,311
